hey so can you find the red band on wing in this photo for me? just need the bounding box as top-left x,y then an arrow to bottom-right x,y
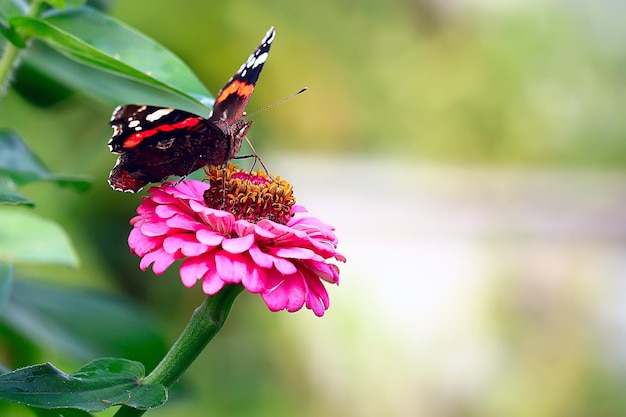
122,117 -> 201,149
215,80 -> 255,104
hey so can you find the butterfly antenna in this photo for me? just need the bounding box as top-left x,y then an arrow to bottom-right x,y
244,87 -> 308,119
235,87 -> 308,181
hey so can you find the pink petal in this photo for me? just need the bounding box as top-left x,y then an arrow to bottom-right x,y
308,261 -> 341,284
180,257 -> 210,287
201,269 -> 226,295
196,229 -> 224,246
242,266 -> 265,293
290,205 -> 307,214
139,249 -> 178,274
222,234 -> 255,254
140,221 -> 170,237
128,227 -> 160,256
135,199 -> 158,216
149,187 -> 182,205
163,234 -> 208,256
188,201 -> 235,233
165,214 -> 204,231
233,220 -> 256,236
131,213 -> 155,227
188,199 -> 209,213
215,252 -> 251,284
271,246 -> 316,260
247,246 -> 297,274
154,204 -> 181,219
252,223 -> 278,239
261,271 -> 306,313
255,220 -> 292,238
248,246 -> 274,268
303,270 -> 330,317
273,257 -> 297,275
204,210 -> 235,234
152,252 -> 180,274
289,214 -> 334,232
167,180 -> 210,200
138,251 -> 157,271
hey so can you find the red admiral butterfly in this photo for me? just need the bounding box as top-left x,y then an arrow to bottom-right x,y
108,27 -> 275,192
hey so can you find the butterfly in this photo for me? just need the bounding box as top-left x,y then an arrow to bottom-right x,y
108,27 -> 275,192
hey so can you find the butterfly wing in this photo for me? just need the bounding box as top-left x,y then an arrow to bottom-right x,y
209,26 -> 275,126
108,105 -> 229,192
109,105 -> 204,153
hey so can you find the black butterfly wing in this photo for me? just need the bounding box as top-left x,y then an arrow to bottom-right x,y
108,105 -> 230,192
209,27 -> 275,126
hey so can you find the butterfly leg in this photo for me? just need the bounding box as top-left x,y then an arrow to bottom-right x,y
233,137 -> 278,183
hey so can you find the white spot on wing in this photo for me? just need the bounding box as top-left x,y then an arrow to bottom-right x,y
108,137 -> 122,153
146,108 -> 174,122
253,52 -> 268,68
128,119 -> 140,128
245,55 -> 256,68
263,27 -> 275,45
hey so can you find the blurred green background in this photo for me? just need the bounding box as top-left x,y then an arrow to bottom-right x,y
2,0 -> 626,416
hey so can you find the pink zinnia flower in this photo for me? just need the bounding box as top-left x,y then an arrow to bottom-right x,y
128,164 -> 345,317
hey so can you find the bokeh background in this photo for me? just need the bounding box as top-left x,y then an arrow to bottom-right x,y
2,0 -> 626,416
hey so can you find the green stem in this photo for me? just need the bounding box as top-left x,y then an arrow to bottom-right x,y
0,0 -> 46,93
114,285 -> 244,417
0,41 -> 21,92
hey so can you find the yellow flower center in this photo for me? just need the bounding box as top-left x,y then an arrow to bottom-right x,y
203,163 -> 296,224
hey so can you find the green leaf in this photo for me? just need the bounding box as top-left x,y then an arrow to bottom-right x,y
65,0 -> 88,8
12,49 -> 76,106
0,181 -> 34,206
43,0 -> 88,11
0,261 -> 12,311
0,129 -> 90,190
43,0 -> 88,9
1,280 -> 168,367
0,21 -> 25,47
0,0 -> 27,47
0,358 -> 167,411
33,407 -> 94,417
10,6 -> 213,108
21,41 -> 210,114
43,0 -> 65,9
0,208 -> 79,266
